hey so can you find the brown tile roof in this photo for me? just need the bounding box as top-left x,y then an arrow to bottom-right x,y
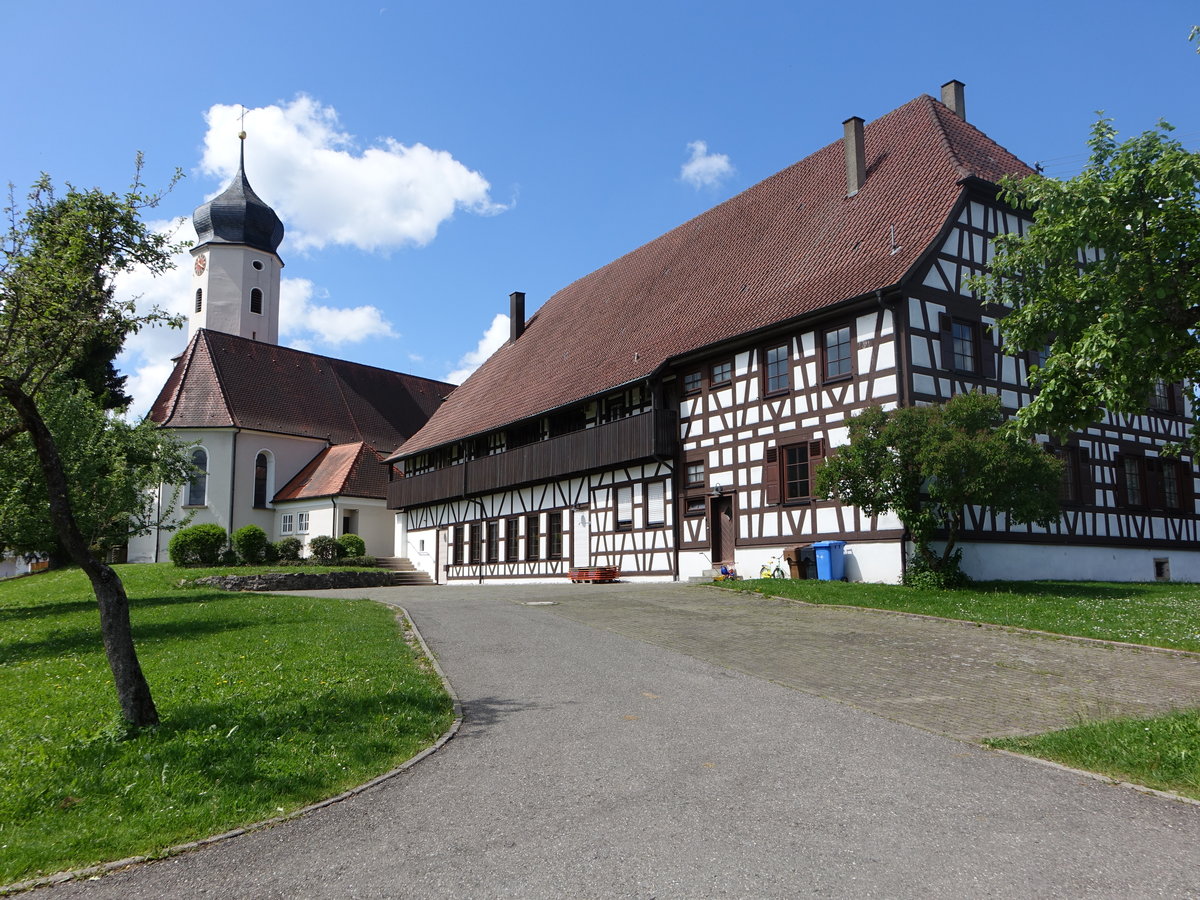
396,93 -> 1034,459
273,442 -> 388,501
150,329 -> 454,452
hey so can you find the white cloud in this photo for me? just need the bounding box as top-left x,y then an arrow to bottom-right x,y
279,277 -> 397,346
680,140 -> 734,189
446,314 -> 509,384
199,96 -> 504,253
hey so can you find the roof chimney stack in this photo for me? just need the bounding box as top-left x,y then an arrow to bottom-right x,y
509,291 -> 526,342
940,80 -> 966,121
843,116 -> 865,197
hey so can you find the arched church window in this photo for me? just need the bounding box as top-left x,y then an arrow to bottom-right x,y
250,288 -> 263,315
195,288 -> 203,313
187,448 -> 208,506
253,452 -> 270,508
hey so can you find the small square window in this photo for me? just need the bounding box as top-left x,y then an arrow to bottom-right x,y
763,343 -> 791,394
823,326 -> 852,381
710,361 -> 732,386
297,512 -> 310,534
686,461 -> 705,488
683,371 -> 702,395
281,514 -> 294,535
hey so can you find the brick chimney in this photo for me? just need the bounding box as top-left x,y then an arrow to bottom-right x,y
940,80 -> 966,121
843,116 -> 865,197
509,291 -> 526,342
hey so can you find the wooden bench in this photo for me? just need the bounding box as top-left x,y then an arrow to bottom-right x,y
569,566 -> 621,584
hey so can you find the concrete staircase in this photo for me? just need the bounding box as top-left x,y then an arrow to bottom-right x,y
375,557 -> 436,586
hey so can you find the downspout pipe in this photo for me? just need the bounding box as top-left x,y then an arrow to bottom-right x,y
227,429 -> 240,548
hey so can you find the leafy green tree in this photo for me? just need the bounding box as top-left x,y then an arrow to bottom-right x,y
0,384 -> 192,565
969,118 -> 1200,446
0,163 -> 183,727
815,393 -> 1063,582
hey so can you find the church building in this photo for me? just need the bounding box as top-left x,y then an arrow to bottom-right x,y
127,142 -> 453,563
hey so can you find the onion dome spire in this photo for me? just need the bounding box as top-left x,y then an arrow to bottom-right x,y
192,134 -> 284,254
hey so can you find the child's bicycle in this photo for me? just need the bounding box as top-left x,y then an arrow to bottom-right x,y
759,555 -> 786,579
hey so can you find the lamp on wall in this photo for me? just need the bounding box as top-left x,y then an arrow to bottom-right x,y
710,484 -> 724,497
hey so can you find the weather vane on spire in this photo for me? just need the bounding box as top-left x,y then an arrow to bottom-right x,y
238,105 -> 248,141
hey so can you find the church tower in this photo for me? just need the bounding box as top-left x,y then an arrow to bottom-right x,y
188,135 -> 285,344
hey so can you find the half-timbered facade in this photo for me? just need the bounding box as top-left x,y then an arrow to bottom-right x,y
387,82 -> 1199,584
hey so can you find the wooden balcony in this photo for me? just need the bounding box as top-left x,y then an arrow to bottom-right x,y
388,409 -> 679,509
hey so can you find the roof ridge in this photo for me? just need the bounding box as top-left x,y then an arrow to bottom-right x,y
160,333 -> 200,422
198,330 -> 240,427
923,95 -> 972,180
203,329 -> 455,389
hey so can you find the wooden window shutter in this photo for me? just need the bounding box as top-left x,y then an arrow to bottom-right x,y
1113,455 -> 1129,508
1180,459 -> 1195,513
1146,458 -> 1165,509
938,313 -> 954,371
1077,447 -> 1093,506
980,326 -> 996,379
764,447 -> 780,505
1170,382 -> 1185,415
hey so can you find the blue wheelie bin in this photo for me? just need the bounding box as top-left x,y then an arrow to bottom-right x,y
811,540 -> 846,581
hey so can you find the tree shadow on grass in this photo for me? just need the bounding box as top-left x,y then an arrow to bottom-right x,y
0,590 -> 245,624
0,616 -> 261,665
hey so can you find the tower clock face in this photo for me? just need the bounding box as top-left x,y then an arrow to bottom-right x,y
194,254 -> 207,276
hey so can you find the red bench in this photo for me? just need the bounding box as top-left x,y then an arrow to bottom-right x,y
569,566 -> 621,584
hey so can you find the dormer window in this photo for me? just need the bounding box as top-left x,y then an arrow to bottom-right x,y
250,288 -> 263,315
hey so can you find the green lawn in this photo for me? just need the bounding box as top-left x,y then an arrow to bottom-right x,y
721,577 -> 1200,651
0,564 -> 454,886
987,710 -> 1200,801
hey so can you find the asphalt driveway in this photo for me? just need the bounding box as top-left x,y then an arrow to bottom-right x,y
37,583 -> 1200,898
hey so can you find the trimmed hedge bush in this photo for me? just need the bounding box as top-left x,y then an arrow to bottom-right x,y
342,555 -> 377,568
233,525 -> 270,564
168,523 -> 228,567
308,535 -> 343,564
337,534 -> 366,558
275,537 -> 302,561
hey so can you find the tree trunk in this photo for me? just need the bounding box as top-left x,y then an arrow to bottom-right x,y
1,380 -> 158,726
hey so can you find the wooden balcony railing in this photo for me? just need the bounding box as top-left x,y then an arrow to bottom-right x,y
388,409 -> 678,509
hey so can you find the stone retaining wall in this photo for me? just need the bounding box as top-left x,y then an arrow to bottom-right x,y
191,571 -> 399,592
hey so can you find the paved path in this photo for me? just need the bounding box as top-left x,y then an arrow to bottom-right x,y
538,583 -> 1200,740
38,583 -> 1200,898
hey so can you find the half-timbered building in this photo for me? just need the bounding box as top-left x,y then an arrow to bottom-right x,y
387,82 -> 1200,584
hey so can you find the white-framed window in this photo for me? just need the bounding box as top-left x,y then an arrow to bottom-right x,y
646,481 -> 666,526
186,447 -> 208,507
297,512 -> 310,534
616,486 -> 633,529
281,513 -> 294,535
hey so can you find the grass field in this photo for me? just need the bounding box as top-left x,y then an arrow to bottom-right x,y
0,564 -> 454,885
721,577 -> 1200,651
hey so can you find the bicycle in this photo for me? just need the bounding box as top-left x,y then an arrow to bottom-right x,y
759,555 -> 786,579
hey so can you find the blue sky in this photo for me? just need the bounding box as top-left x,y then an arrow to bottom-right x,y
3,1 -> 1198,415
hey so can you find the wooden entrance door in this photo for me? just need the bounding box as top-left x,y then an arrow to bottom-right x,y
710,496 -> 735,564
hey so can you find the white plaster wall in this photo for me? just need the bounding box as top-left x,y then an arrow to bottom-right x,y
335,499 -> 390,556
407,527 -> 439,578
955,542 -> 1200,583
190,246 -> 282,344
678,541 -> 902,583
128,428 -> 328,564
